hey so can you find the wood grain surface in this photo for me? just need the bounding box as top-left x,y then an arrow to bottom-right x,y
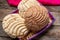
0,0 -> 60,40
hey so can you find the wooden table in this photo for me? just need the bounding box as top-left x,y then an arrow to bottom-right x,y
0,0 -> 60,40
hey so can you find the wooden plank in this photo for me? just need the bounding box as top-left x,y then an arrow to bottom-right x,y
50,12 -> 60,25
0,0 -> 16,9
45,6 -> 60,12
0,37 -> 12,40
0,9 -> 15,21
0,22 -> 9,37
37,25 -> 60,40
0,0 -> 16,21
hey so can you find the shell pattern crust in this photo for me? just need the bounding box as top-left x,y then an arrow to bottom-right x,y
2,14 -> 29,38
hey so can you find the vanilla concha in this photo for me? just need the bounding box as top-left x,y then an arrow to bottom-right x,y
2,14 -> 29,38
18,0 -> 40,12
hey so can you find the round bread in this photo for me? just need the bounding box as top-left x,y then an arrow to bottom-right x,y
2,14 -> 29,38
18,0 -> 40,13
19,5 -> 49,32
18,0 -> 50,32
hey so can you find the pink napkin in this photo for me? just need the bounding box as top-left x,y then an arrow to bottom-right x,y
7,0 -> 21,7
7,0 -> 60,7
38,0 -> 60,6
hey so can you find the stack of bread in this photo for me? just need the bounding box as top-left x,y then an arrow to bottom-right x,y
2,0 -> 50,40
18,0 -> 49,32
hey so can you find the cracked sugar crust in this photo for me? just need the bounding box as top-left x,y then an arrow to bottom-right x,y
19,5 -> 49,32
2,14 -> 29,38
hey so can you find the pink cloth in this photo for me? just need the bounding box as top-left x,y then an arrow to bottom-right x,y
7,0 -> 21,7
7,0 -> 60,7
38,0 -> 60,6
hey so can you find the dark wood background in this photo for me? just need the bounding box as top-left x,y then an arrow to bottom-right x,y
0,0 -> 60,40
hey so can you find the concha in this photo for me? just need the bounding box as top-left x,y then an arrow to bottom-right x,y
18,0 -> 40,13
19,5 -> 49,32
2,14 -> 29,38
18,0 -> 50,32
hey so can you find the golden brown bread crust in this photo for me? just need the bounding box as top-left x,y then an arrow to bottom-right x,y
18,0 -> 40,12
2,14 -> 29,38
2,0 -> 50,39
19,5 -> 49,32
20,32 -> 34,40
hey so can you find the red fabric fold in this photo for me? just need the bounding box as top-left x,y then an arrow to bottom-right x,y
7,0 -> 21,7
7,0 -> 60,7
38,0 -> 60,6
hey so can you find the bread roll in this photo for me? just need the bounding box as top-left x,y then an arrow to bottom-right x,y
18,0 -> 49,32
19,5 -> 49,32
18,0 -> 40,13
2,14 -> 29,38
